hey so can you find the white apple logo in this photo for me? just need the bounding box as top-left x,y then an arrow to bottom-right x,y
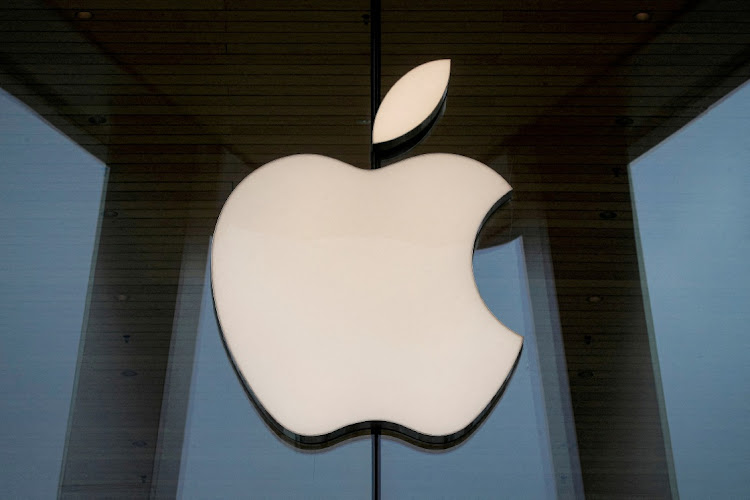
211,60 -> 523,448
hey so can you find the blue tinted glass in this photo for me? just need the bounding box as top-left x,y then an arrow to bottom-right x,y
631,80 -> 750,499
0,89 -> 106,497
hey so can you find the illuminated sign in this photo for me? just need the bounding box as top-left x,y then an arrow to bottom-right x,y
211,60 -> 522,448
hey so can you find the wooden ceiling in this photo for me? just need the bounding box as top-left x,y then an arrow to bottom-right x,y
2,0 -> 750,498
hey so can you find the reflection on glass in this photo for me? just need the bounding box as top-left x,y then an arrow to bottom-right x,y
0,89 -> 106,497
631,80 -> 750,498
381,238 -> 555,498
178,256 -> 370,499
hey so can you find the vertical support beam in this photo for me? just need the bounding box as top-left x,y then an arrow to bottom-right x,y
520,225 -> 585,500
149,237 -> 210,499
370,2 -> 382,499
372,425 -> 381,500
370,0 -> 382,171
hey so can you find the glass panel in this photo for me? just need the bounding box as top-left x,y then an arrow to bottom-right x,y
379,3 -> 584,497
631,80 -> 750,499
3,2 -> 372,497
0,89 -> 107,498
2,1 -> 749,497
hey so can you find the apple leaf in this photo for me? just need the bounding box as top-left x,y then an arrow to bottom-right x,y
372,59 -> 451,146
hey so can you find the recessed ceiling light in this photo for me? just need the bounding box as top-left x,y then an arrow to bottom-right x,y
116,294 -> 129,302
599,210 -> 617,220
88,115 -> 107,125
121,370 -> 137,377
615,116 -> 634,126
75,11 -> 93,20
635,12 -> 651,22
132,440 -> 148,448
586,295 -> 603,303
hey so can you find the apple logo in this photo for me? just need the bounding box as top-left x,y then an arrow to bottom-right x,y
211,59 -> 523,449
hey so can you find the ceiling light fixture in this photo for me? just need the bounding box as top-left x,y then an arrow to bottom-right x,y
615,116 -> 634,126
88,115 -> 107,125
